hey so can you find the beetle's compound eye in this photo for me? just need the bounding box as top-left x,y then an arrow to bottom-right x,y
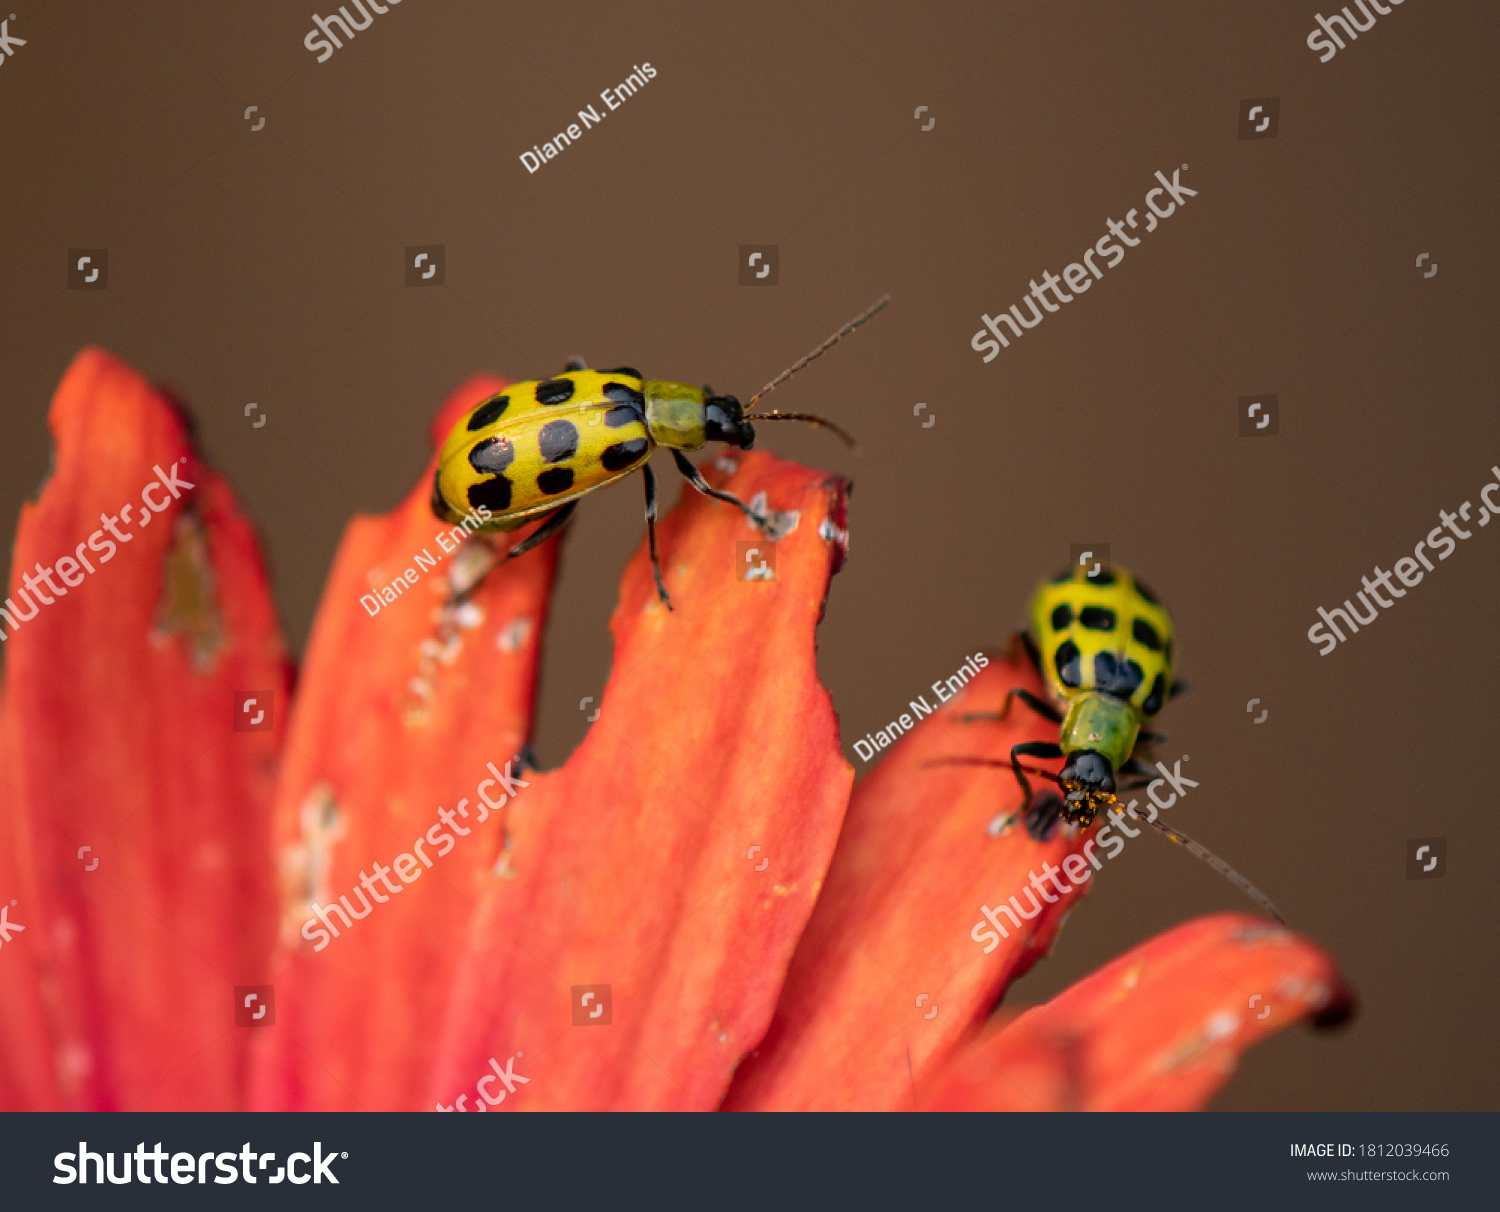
704,394 -> 754,449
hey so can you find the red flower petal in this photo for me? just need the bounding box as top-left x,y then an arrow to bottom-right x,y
918,912 -> 1354,1111
424,452 -> 854,1111
246,375 -> 571,1111
0,709 -> 57,1110
0,349 -> 291,1110
723,651 -> 1081,1110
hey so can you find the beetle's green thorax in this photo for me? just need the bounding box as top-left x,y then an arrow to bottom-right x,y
1059,691 -> 1139,769
1054,692 -> 1138,825
642,380 -> 755,450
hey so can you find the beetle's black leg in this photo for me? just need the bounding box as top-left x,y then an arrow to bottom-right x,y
1010,740 -> 1064,816
642,464 -> 672,611
922,744 -> 1063,838
564,357 -> 587,372
506,501 -> 578,560
512,743 -> 542,779
1137,729 -> 1167,745
670,449 -> 775,535
1019,629 -> 1042,675
956,687 -> 1062,726
1023,790 -> 1067,841
1168,679 -> 1189,699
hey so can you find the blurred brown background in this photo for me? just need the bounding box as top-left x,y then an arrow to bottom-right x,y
1,0 -> 1495,1110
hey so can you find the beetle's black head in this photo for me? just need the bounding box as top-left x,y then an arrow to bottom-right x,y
704,394 -> 755,449
1059,749 -> 1117,826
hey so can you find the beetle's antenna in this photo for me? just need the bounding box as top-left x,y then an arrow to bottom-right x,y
741,411 -> 857,447
746,293 -> 890,412
1128,809 -> 1287,924
924,759 -> 1286,923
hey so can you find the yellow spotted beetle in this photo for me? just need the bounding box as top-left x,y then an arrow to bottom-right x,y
431,296 -> 889,608
936,561 -> 1285,922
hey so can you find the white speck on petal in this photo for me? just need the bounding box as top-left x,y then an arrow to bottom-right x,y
1230,924 -> 1292,946
818,516 -> 849,548
1204,1009 -> 1239,1042
497,617 -> 532,652
746,492 -> 800,539
57,1042 -> 94,1088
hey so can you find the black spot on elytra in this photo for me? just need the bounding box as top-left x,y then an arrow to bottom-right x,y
468,436 -> 514,476
602,438 -> 649,471
1050,603 -> 1073,630
536,378 -> 575,405
1094,652 -> 1144,699
466,394 -> 510,431
537,467 -> 574,496
1085,568 -> 1117,586
605,405 -> 638,428
1054,640 -> 1081,688
1079,606 -> 1116,631
1141,673 -> 1165,716
468,477 -> 511,512
604,382 -> 646,409
601,366 -> 642,379
1132,618 -> 1162,650
539,420 -> 579,464
1133,577 -> 1160,605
